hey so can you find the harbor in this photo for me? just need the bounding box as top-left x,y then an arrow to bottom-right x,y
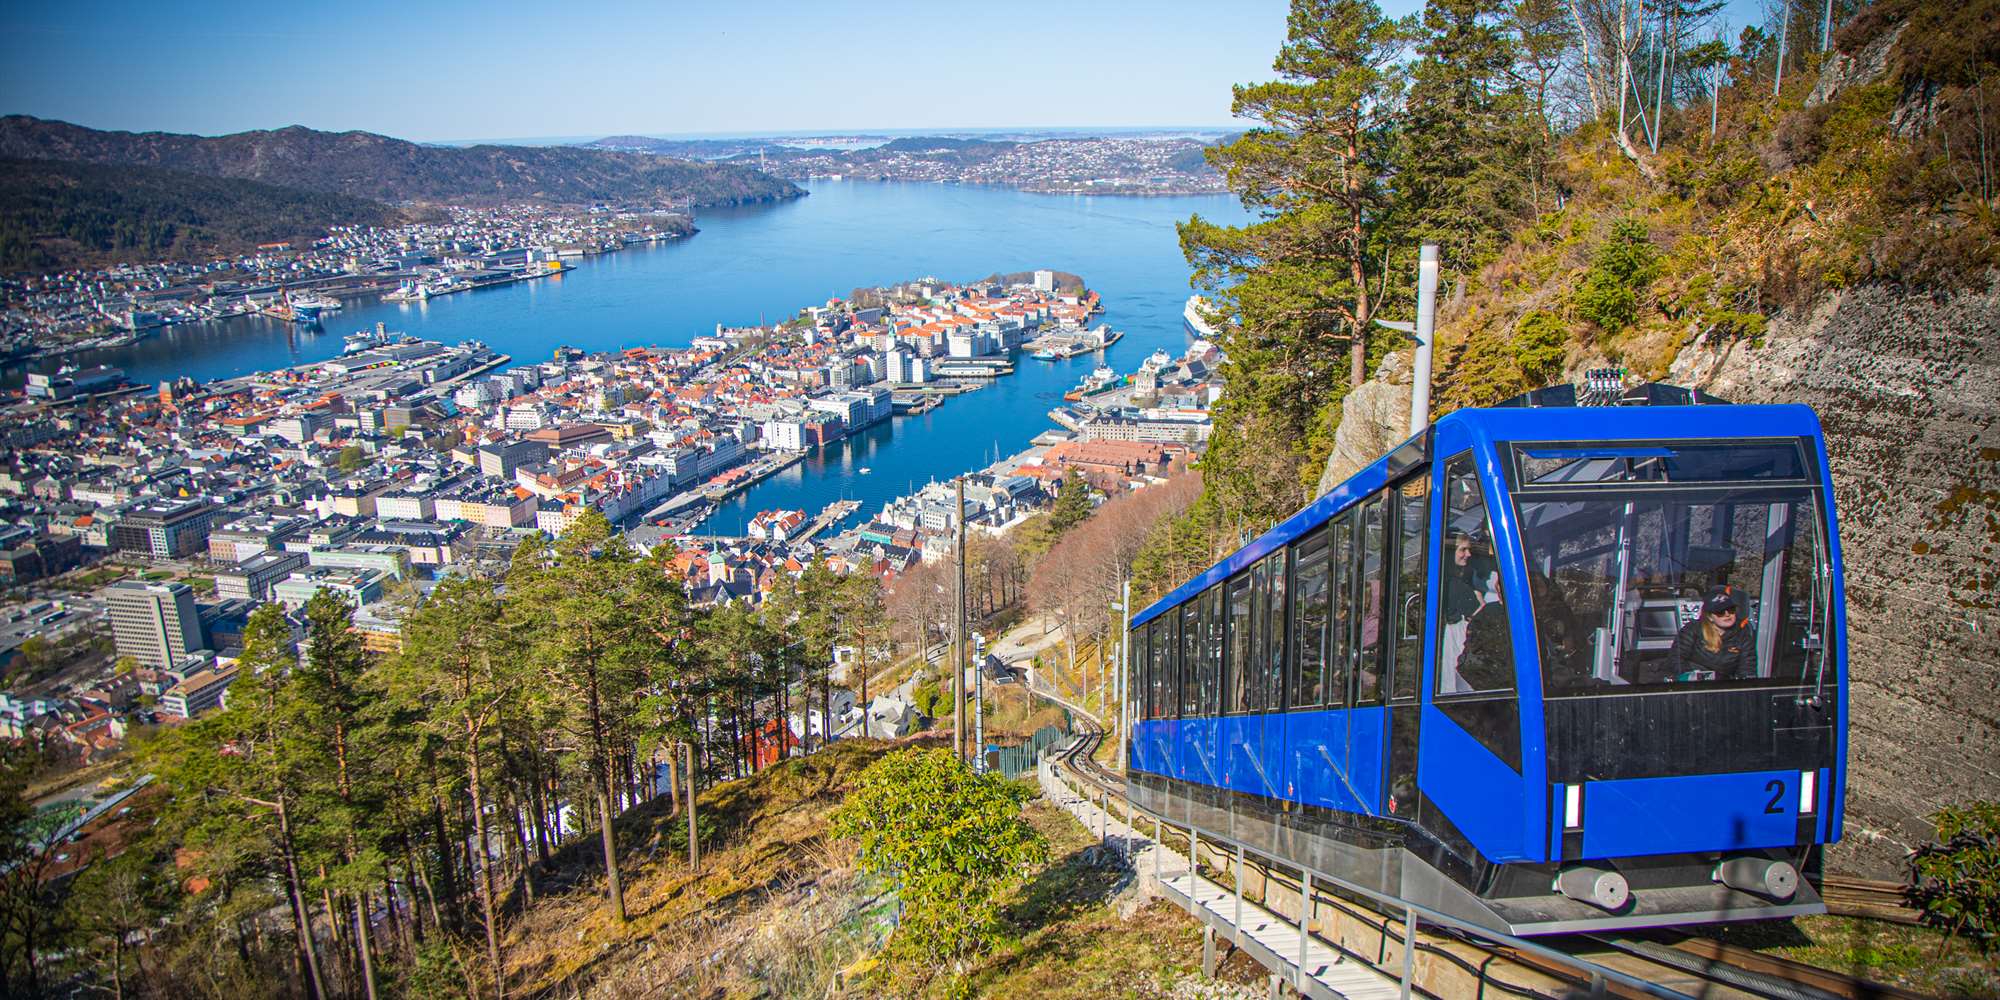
1026,324 -> 1123,360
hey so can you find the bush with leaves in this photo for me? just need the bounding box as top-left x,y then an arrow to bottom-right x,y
1907,800 -> 2000,955
829,748 -> 1045,963
1571,219 -> 1658,335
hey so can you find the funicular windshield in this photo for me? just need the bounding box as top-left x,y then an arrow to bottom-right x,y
1510,440 -> 1832,693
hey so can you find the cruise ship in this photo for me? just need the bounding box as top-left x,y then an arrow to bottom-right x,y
1183,295 -> 1219,339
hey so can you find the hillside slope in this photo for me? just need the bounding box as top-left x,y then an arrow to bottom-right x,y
0,116 -> 804,208
502,738 -> 1253,999
0,157 -> 413,272
1311,8 -> 1998,879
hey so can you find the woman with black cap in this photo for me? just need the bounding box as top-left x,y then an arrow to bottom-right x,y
1666,584 -> 1756,681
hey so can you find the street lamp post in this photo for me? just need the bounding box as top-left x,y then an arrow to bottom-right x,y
1110,578 -> 1130,771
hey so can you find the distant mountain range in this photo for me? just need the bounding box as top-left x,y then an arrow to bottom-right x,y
0,157 -> 421,274
0,116 -> 804,208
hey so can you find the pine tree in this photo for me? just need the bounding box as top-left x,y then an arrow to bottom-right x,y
388,574 -> 510,993
1049,469 -> 1095,534
293,591 -> 386,1000
1392,0 -> 1542,277
1180,0 -> 1417,526
503,511 -> 658,922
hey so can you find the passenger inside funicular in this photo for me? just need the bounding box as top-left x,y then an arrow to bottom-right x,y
1666,585 -> 1756,681
1439,530 -> 1509,694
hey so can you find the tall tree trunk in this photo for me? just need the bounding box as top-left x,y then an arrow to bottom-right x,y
594,781 -> 626,922
468,738 -> 504,996
277,797 -> 328,1000
333,725 -> 380,1000
430,792 -> 461,925
585,673 -> 627,922
352,891 -> 378,1000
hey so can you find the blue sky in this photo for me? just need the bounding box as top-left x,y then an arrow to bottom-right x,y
0,0 -> 1767,143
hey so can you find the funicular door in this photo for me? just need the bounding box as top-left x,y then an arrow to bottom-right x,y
1418,448 -> 1531,863
1384,474 -> 1429,821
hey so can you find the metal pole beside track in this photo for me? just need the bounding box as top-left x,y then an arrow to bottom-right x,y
1189,827 -> 1200,916
1298,871 -> 1311,991
1235,844 -> 1246,945
1399,904 -> 1416,999
1154,816 -> 1162,882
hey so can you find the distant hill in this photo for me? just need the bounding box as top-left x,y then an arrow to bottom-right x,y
0,157 -> 414,273
0,116 -> 804,208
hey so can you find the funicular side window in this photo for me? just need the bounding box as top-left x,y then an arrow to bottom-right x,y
1226,573 -> 1256,713
1355,494 -> 1388,706
1201,585 -> 1225,715
1150,619 -> 1170,719
1389,476 -> 1429,703
1435,452 -> 1523,769
1262,550 -> 1287,712
1327,512 -> 1356,707
1179,602 -> 1201,716
1289,528 -> 1332,708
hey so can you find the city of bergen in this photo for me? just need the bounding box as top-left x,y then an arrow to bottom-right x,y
1,2 -> 1997,999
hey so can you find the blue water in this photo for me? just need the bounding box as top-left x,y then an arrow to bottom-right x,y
57,181 -> 1253,534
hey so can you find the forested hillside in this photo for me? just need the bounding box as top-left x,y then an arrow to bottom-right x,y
1149,0 -> 1998,878
0,158 -> 415,273
0,117 -> 804,209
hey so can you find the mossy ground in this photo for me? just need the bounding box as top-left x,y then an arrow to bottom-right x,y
1710,914 -> 2000,998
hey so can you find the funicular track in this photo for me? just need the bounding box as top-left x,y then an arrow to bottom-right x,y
1042,705 -> 1927,1000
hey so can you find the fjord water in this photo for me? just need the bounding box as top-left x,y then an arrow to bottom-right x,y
79,181 -> 1253,534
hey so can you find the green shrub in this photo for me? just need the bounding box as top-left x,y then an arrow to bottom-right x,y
1513,310 -> 1570,386
911,680 -> 944,720
1572,219 -> 1659,334
829,748 -> 1046,963
1906,800 -> 2000,955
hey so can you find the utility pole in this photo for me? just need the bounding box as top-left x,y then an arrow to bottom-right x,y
1117,578 -> 1130,770
973,632 -> 985,771
1775,0 -> 1789,96
952,478 -> 967,764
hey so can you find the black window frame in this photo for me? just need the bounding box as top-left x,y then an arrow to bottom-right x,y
1288,526 -> 1332,710
1224,571 -> 1256,714
1354,492 -> 1389,707
1388,473 -> 1430,705
1328,510 -> 1356,709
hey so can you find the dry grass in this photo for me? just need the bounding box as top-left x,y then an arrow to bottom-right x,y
500,738 -> 907,999
494,733 -> 1260,1000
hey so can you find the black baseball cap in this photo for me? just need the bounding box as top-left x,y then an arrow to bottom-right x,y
1703,585 -> 1741,615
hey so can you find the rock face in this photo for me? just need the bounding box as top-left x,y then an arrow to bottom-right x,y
1316,356 -> 1414,497
1671,279 -> 2000,878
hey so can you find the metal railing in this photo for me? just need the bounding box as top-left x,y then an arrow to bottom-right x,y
1042,732 -> 1703,1000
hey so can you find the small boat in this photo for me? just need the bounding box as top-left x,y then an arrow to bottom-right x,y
1147,348 -> 1173,368
857,467 -> 872,475
1030,348 -> 1060,361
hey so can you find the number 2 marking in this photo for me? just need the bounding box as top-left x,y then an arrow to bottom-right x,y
1764,779 -> 1786,814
